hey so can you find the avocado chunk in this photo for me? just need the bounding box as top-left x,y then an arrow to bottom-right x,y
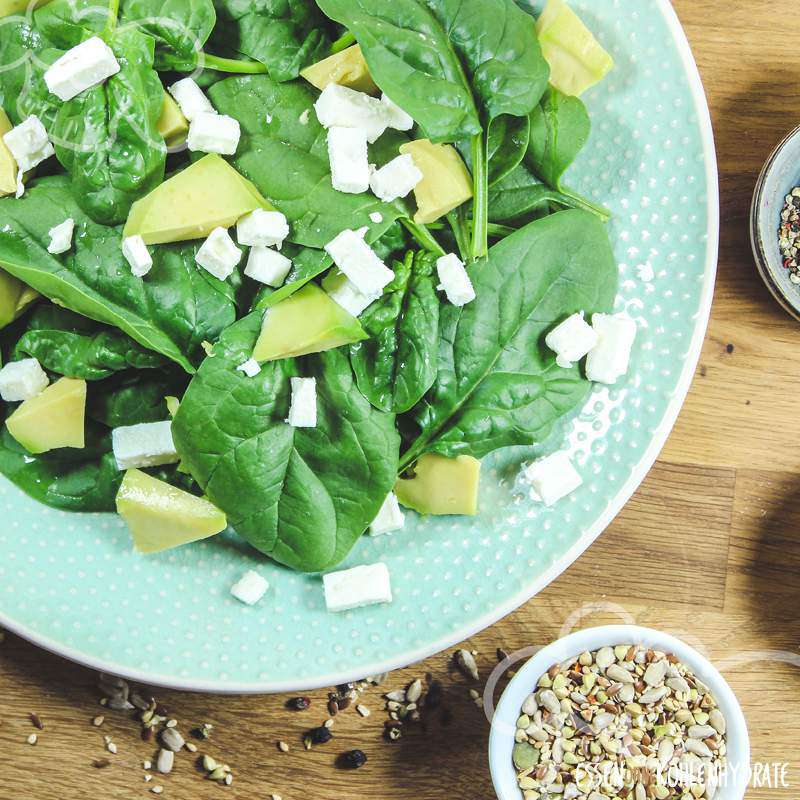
6,377 -> 86,454
0,0 -> 51,17
253,283 -> 367,363
399,140 -> 473,224
535,0 -> 614,97
395,454 -> 481,516
0,268 -> 38,330
116,469 -> 227,554
300,45 -> 378,94
123,154 -> 273,245
157,92 -> 189,148
0,109 -> 18,197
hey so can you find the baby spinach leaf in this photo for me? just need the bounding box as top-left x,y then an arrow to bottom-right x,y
172,312 -> 400,572
350,251 -> 439,414
0,176 -> 237,373
488,114 -> 531,187
34,0 -> 107,48
88,370 -> 188,428
400,210 -> 617,468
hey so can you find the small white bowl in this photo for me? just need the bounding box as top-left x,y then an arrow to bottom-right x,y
489,625 -> 749,800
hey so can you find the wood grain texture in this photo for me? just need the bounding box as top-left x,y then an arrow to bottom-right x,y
3,2 -> 800,797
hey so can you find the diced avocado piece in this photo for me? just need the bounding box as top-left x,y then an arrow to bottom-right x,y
123,154 -> 273,245
157,92 -> 189,148
0,0 -> 51,17
535,0 -> 614,97
300,45 -> 379,95
0,109 -> 18,197
6,377 -> 86,454
0,268 -> 38,329
252,283 -> 367,363
395,454 -> 481,516
116,469 -> 227,554
399,140 -> 473,225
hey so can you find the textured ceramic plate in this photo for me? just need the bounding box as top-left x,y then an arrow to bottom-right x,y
0,0 -> 718,692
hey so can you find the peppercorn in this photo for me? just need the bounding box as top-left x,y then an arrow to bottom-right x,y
306,726 -> 332,745
342,749 -> 367,769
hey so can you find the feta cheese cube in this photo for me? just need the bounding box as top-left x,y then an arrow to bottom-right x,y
326,275 -> 379,317
287,377 -> 317,428
47,217 -> 74,255
369,492 -> 405,536
524,451 -> 583,507
122,235 -> 153,278
230,570 -> 269,605
2,115 -> 54,172
195,227 -> 242,281
327,126 -> 370,194
44,37 -> 120,101
436,253 -> 475,306
168,77 -> 215,121
381,92 -> 414,131
545,312 -> 599,369
369,153 -> 423,202
187,112 -> 240,155
323,562 -> 393,612
369,212 -> 383,224
112,421 -> 178,470
314,84 -> 390,143
244,246 -> 292,288
236,358 -> 261,378
324,228 -> 394,296
0,358 -> 49,402
586,313 -> 637,385
236,209 -> 290,248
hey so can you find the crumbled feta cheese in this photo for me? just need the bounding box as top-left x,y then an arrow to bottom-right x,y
0,358 -> 49,402
323,562 -> 393,612
524,451 -> 583,507
636,261 -> 655,282
326,274 -> 379,317
369,492 -> 405,536
299,109 -> 310,125
15,169 -> 24,198
2,115 -> 54,172
314,84 -> 390,144
230,570 -> 269,605
327,126 -> 370,194
47,218 -> 74,255
236,359 -> 261,378
436,253 -> 475,306
44,36 -> 120,101
236,209 -> 290,248
112,421 -> 178,470
380,92 -> 414,131
195,227 -> 242,281
545,312 -> 599,369
244,246 -> 292,287
122,235 -> 153,278
369,212 -> 383,224
369,154 -> 423,203
168,77 -> 215,121
287,377 -> 317,428
324,228 -> 394,296
585,313 -> 637,385
187,112 -> 240,155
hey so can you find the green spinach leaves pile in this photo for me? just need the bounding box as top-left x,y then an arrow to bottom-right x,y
0,0 -> 617,572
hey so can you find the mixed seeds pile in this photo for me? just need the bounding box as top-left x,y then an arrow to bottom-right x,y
512,645 -> 727,800
779,187 -> 800,282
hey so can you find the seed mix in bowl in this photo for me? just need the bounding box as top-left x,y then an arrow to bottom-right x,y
512,645 -> 728,800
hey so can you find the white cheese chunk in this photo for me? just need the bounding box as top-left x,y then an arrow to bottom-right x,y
323,562 -> 393,612
44,37 -> 120,101
381,92 -> 414,131
168,77 -> 215,121
15,168 -> 24,198
369,212 -> 383,224
122,235 -> 153,278
436,253 -> 475,306
187,112 -> 240,155
236,358 -> 261,378
230,570 -> 269,605
524,451 -> 583,507
0,358 -> 49,402
586,313 -> 637,385
369,154 -> 423,202
236,209 -> 290,248
244,246 -> 292,287
369,492 -> 405,537
545,312 -> 599,369
327,126 -> 370,194
314,83 -> 390,143
324,228 -> 394,296
112,421 -> 178,471
287,377 -> 317,428
2,115 -> 54,172
195,227 -> 242,281
326,274 -> 379,317
47,217 -> 74,255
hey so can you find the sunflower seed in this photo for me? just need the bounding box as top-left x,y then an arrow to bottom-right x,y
606,664 -> 634,684
406,679 -> 423,703
161,728 -> 185,752
455,649 -> 479,681
643,660 -> 667,687
708,709 -> 726,735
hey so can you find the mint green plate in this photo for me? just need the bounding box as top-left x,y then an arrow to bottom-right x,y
0,0 -> 718,692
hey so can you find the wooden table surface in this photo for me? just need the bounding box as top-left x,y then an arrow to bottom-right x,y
3,2 -> 800,798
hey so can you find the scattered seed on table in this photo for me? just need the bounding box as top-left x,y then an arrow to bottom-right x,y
150,786 -> 163,795
157,748 -> 174,775
454,648 -> 479,680
143,760 -> 152,770
287,697 -> 311,711
356,704 -> 370,718
92,758 -> 111,769
92,715 -> 105,727
29,713 -> 44,730
342,749 -> 368,769
277,740 -> 290,753
26,733 -> 37,745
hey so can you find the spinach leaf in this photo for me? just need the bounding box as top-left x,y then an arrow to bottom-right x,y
34,0 -> 107,48
488,114 -> 531,187
0,176 -> 237,373
400,210 -> 617,467
172,312 -> 400,572
88,370 -> 187,427
350,251 -> 439,414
